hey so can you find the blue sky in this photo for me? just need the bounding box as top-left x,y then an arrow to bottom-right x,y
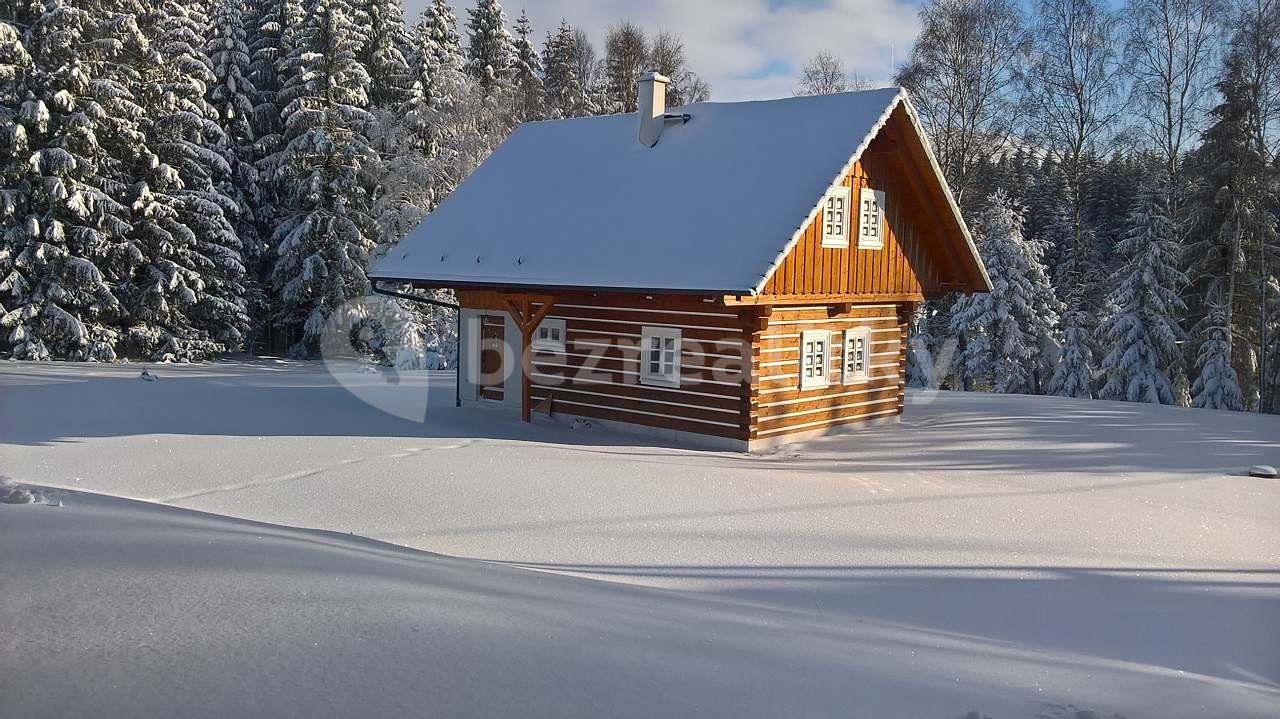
414,0 -> 926,101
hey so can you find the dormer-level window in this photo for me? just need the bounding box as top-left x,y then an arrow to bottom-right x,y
820,185 -> 851,248
858,188 -> 886,250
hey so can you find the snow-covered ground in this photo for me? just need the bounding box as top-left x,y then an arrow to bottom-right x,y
3,360 -> 1279,717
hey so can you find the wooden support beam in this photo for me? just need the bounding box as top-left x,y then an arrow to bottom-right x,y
828,302 -> 852,318
499,292 -> 557,423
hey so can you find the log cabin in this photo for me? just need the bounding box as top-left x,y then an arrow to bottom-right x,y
370,73 -> 990,451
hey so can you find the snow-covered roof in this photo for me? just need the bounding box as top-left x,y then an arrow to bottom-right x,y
371,87 -> 987,295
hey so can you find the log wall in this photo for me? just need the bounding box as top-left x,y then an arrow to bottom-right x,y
460,290 -> 753,441
747,303 -> 910,441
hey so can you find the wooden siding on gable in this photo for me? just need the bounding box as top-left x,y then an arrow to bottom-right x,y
758,121 -> 941,299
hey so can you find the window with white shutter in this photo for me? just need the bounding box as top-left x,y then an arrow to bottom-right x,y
858,188 -> 885,250
799,330 -> 831,390
842,327 -> 871,384
820,185 -> 851,248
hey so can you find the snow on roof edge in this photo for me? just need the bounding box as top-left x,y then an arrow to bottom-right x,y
369,272 -> 747,295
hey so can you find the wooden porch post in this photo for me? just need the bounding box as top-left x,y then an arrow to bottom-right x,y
503,293 -> 556,422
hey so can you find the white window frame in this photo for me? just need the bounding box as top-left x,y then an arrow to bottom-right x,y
820,185 -> 852,248
858,188 -> 886,250
639,326 -> 682,388
799,330 -> 832,390
842,327 -> 871,384
532,318 -> 566,352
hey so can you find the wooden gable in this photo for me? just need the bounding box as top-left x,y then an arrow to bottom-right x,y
752,103 -> 986,302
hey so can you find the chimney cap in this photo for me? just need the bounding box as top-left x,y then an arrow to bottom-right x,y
639,71 -> 670,84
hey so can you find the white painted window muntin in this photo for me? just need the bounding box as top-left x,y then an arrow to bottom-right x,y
820,185 -> 851,248
843,327 -> 871,384
640,326 -> 681,387
532,318 -> 566,351
858,188 -> 885,249
799,330 -> 831,389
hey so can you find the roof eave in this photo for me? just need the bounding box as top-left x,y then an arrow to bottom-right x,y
896,93 -> 992,292
369,274 -> 752,298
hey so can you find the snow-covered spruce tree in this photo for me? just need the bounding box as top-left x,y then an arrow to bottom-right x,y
1191,298 -> 1245,410
1084,152 -> 1145,270
542,20 -> 589,119
464,0 -> 511,96
1095,174 -> 1187,404
950,190 -> 1060,393
1024,157 -> 1073,274
206,0 -> 265,327
358,0 -> 413,234
358,0 -> 411,109
906,304 -> 945,389
363,0 -> 467,369
0,0 -> 150,360
1263,280 -> 1280,413
207,0 -> 257,159
410,0 -> 463,87
268,0 -> 380,357
380,0 -> 463,237
246,0 -> 302,159
1046,294 -> 1095,398
121,0 -> 249,361
509,10 -> 543,122
1184,46 -> 1276,409
0,15 -> 33,357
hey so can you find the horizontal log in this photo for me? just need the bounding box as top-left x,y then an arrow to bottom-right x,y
530,374 -> 744,408
754,406 -> 903,437
530,385 -> 745,426
756,386 -> 901,419
534,305 -> 743,330
531,355 -> 748,386
531,393 -> 748,440
554,316 -> 747,343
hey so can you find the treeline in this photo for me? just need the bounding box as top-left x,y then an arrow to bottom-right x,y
896,0 -> 1279,413
0,0 -> 708,366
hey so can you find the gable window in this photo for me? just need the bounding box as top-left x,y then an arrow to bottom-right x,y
532,318 -> 566,352
858,188 -> 886,250
799,330 -> 831,390
640,326 -> 681,387
843,327 -> 871,384
820,185 -> 852,248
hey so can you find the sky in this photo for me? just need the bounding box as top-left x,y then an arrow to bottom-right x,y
415,0 -> 926,102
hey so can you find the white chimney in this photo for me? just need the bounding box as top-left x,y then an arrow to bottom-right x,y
637,71 -> 670,148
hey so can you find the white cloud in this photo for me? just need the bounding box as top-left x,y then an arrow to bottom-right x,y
401,0 -> 924,101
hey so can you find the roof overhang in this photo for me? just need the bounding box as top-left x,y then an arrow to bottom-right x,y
370,275 -> 746,297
